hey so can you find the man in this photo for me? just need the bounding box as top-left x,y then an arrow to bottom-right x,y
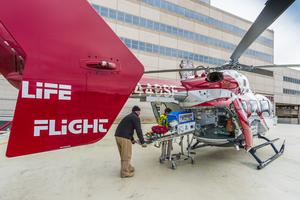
115,105 -> 147,178
159,108 -> 172,128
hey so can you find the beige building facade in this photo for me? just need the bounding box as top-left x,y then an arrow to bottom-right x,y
1,0 -> 300,125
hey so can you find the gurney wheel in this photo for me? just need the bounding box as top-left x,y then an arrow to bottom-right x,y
191,158 -> 195,165
171,161 -> 177,170
159,157 -> 164,164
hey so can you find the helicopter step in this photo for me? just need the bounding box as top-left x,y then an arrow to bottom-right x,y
249,135 -> 285,170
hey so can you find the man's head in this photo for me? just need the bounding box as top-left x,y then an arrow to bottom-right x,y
132,105 -> 141,116
164,108 -> 172,115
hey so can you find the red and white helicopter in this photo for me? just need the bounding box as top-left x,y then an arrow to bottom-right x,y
0,0 -> 296,169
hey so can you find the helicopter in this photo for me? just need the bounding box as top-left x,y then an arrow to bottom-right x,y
0,0 -> 297,169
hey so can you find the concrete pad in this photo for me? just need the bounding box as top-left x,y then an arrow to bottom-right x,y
0,124 -> 300,200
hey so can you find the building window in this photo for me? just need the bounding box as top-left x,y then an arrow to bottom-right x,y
132,16 -> 139,25
92,4 -> 99,12
283,88 -> 300,96
117,12 -> 124,21
100,7 -> 108,17
142,0 -> 273,47
109,9 -> 117,19
119,37 -> 273,77
283,76 -> 300,85
92,4 -> 273,63
125,14 -> 133,23
132,40 -> 138,49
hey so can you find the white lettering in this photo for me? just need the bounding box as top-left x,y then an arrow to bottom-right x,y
83,119 -> 94,134
153,84 -> 162,96
44,88 -> 58,99
21,81 -> 72,101
59,90 -> 71,100
162,85 -> 171,97
69,120 -> 83,134
33,118 -> 109,136
44,83 -> 58,88
145,83 -> 154,94
170,85 -> 178,94
22,81 -> 36,99
134,83 -> 143,96
49,120 -> 61,136
61,120 -> 68,135
99,119 -> 108,132
36,88 -> 43,99
36,82 -> 43,99
132,83 -> 177,97
59,84 -> 71,90
34,120 -> 49,136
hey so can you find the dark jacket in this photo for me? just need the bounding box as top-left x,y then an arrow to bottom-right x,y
115,112 -> 145,144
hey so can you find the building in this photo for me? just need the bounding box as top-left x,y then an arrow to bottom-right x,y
1,0 -> 300,125
0,78 -> 17,127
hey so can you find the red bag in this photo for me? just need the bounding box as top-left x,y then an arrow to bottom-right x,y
151,125 -> 168,134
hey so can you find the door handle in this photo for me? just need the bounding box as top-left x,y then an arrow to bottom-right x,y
86,60 -> 116,70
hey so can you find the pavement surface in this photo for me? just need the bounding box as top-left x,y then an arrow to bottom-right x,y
0,124 -> 299,200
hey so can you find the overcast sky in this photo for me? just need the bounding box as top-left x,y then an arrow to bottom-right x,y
211,0 -> 300,65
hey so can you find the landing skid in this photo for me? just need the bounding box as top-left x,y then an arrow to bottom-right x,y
249,135 -> 285,170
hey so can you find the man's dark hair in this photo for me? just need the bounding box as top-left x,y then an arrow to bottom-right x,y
132,105 -> 141,112
165,108 -> 172,114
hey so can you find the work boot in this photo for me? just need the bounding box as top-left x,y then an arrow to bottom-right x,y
121,172 -> 134,178
129,165 -> 135,172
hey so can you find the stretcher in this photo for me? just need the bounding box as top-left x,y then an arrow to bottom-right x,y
146,130 -> 195,170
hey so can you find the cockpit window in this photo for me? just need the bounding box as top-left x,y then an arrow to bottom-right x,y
260,100 -> 270,114
249,100 -> 258,113
241,100 -> 248,112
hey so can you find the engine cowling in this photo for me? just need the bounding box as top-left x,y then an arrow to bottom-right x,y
206,72 -> 224,82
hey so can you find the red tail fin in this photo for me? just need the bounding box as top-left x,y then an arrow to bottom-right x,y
0,0 -> 144,157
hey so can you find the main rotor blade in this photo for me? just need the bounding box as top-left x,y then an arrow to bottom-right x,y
230,0 -> 295,63
144,66 -> 207,74
254,64 -> 300,68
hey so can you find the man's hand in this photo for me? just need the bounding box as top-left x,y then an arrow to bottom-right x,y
141,143 -> 147,148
